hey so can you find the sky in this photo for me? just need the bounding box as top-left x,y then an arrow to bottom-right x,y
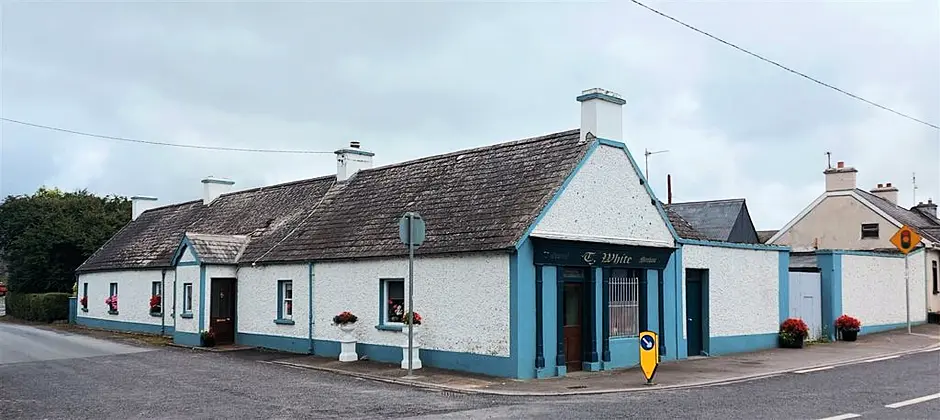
1,0 -> 938,230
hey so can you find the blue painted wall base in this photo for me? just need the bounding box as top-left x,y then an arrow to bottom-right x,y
860,321 -> 926,335
77,316 -> 174,337
708,333 -> 779,355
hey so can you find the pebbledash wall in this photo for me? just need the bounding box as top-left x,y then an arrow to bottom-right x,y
817,249 -> 927,340
75,269 -> 174,336
681,243 -> 788,355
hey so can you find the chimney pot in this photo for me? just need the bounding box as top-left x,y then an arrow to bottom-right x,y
885,182 -> 892,188
837,161 -> 845,168
577,87 -> 626,143
824,162 -> 857,191
877,183 -> 883,188
350,141 -> 360,149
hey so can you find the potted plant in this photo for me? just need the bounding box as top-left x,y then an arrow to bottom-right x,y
149,295 -> 162,315
400,311 -> 423,370
779,318 -> 809,348
200,330 -> 216,347
835,314 -> 861,342
333,311 -> 359,362
105,295 -> 119,315
79,296 -> 88,312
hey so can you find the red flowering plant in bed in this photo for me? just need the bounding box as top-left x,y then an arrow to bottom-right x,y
778,318 -> 809,348
835,314 -> 861,341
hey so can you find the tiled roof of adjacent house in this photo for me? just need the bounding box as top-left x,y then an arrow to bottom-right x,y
665,199 -> 747,242
78,129 -> 593,270
757,230 -> 779,243
854,189 -> 940,242
185,233 -> 250,265
661,204 -> 708,240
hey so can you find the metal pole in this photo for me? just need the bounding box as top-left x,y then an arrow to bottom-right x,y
644,149 -> 649,181
905,253 -> 911,333
407,213 -> 415,377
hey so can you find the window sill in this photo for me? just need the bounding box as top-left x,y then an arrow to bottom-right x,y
274,319 -> 295,325
180,313 -> 194,319
80,308 -> 88,313
107,310 -> 119,315
149,312 -> 163,317
375,324 -> 403,332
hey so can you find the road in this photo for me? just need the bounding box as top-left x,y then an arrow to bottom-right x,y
1,323 -> 937,420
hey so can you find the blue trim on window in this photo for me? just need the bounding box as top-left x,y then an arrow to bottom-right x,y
708,333 -> 779,355
597,138 -> 682,243
198,265 -> 206,332
511,239 -> 536,379
375,324 -> 402,332
274,319 -> 295,325
677,238 -> 790,251
778,251 -> 790,323
377,278 -> 405,330
180,313 -> 193,319
76,316 -> 175,336
515,142 -> 600,250
182,283 -> 194,314
818,252 -> 843,341
277,279 -> 291,320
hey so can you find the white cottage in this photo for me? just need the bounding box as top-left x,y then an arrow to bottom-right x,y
75,88 -> 792,379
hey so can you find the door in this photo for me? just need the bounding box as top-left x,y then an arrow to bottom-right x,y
210,278 -> 237,345
685,269 -> 705,356
788,271 -> 822,340
563,282 -> 583,371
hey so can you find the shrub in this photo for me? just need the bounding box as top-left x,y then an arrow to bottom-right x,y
6,292 -> 71,322
780,318 -> 809,338
200,330 -> 216,347
835,314 -> 861,331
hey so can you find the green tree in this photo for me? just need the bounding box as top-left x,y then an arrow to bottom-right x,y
0,187 -> 130,293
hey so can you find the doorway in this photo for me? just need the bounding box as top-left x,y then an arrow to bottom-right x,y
788,271 -> 822,340
563,282 -> 584,371
685,269 -> 708,357
210,278 -> 237,345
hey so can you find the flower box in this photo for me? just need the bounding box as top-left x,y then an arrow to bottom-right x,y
779,318 -> 809,349
835,314 -> 861,342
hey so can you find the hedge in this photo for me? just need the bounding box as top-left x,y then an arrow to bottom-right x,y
6,292 -> 71,322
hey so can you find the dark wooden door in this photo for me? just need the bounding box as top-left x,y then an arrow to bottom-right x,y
563,282 -> 583,371
685,270 -> 704,357
210,278 -> 237,345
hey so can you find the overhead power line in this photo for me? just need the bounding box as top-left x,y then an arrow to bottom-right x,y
629,0 -> 940,130
0,117 -> 335,154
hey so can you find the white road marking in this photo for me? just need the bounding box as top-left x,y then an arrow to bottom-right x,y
817,413 -> 861,420
863,355 -> 899,363
885,393 -> 940,409
794,366 -> 834,374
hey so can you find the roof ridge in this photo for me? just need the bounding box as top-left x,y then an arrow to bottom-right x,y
355,128 -> 580,175
668,198 -> 746,206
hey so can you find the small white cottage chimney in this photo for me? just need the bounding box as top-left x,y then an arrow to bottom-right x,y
577,88 -> 626,143
823,161 -> 858,192
870,182 -> 899,205
335,141 -> 374,182
131,196 -> 158,221
201,177 -> 235,205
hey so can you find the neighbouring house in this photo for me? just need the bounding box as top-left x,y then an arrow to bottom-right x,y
75,88 -> 792,380
767,161 -> 940,324
665,199 -> 761,244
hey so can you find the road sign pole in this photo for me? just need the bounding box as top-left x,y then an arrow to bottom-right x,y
407,213 -> 415,377
905,252 -> 911,334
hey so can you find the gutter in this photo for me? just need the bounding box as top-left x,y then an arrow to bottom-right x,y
308,262 -> 315,355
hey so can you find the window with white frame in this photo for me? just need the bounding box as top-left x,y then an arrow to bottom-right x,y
278,280 -> 293,320
382,279 -> 405,324
151,281 -> 161,297
183,283 -> 193,313
109,282 -> 118,297
609,269 -> 640,338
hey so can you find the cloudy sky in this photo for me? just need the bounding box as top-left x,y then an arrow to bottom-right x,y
1,0 -> 937,230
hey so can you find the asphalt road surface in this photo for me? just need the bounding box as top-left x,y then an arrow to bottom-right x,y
1,323 -> 937,420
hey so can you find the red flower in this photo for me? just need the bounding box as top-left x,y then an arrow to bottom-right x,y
149,295 -> 161,308
835,314 -> 861,331
79,296 -> 88,308
403,311 -> 422,325
780,318 -> 809,338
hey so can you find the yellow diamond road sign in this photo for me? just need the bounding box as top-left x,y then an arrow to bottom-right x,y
638,331 -> 659,384
890,225 -> 921,254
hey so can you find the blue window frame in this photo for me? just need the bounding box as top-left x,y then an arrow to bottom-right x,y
275,280 -> 294,325
182,283 -> 193,314
378,278 -> 405,330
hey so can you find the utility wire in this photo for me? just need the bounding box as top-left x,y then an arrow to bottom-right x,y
629,0 -> 940,130
0,117 -> 335,154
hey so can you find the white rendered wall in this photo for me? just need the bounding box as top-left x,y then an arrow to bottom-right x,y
315,252 -> 511,356
174,265 -> 200,333
235,264 -> 309,339
682,245 -> 780,338
178,246 -> 197,264
926,250 -> 940,313
76,269 -> 173,329
532,145 -> 674,248
842,252 -> 927,327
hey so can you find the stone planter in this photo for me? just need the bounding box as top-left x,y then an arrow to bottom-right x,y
840,329 -> 858,342
338,323 -> 358,362
400,325 -> 422,370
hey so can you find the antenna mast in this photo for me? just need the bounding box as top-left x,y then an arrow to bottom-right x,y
912,172 -> 917,207
825,151 -> 832,169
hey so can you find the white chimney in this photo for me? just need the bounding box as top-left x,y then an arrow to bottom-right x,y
577,88 -> 625,143
131,196 -> 158,221
871,182 -> 899,205
201,177 -> 235,205
823,161 -> 858,192
335,141 -> 374,182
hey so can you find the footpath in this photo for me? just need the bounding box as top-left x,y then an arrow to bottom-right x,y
271,324 -> 940,396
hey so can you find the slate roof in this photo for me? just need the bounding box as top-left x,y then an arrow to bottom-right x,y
662,204 -> 708,240
79,129 -> 594,270
757,230 -> 778,243
854,189 -> 940,242
185,234 -> 250,264
665,199 -> 747,242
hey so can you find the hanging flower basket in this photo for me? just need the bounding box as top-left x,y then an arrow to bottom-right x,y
835,314 -> 861,342
149,295 -> 162,315
332,311 -> 358,326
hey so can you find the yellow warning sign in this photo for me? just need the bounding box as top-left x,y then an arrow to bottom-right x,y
638,331 -> 659,384
890,225 -> 922,254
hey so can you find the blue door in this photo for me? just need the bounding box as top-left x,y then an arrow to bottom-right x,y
685,270 -> 705,356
